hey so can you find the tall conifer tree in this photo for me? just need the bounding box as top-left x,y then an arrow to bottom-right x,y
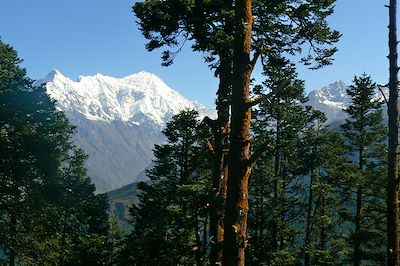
248,55 -> 309,265
125,110 -> 211,265
341,74 -> 386,265
301,115 -> 354,266
133,1 -> 340,264
0,39 -> 110,265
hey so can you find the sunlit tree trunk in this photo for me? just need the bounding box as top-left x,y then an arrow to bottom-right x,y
223,0 -> 254,264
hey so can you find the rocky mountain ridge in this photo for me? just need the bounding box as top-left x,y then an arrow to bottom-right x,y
37,70 -> 387,193
307,80 -> 388,122
35,70 -> 214,193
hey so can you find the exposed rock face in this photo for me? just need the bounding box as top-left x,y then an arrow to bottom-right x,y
36,70 -> 214,192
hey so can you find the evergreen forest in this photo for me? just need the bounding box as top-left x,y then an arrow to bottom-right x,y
2,0 -> 400,265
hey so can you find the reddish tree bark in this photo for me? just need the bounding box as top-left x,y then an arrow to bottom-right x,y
208,64 -> 231,265
223,0 -> 255,264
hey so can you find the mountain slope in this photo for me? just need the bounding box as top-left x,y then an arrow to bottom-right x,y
38,70 -> 213,126
37,70 -> 385,193
307,80 -> 388,122
35,70 -> 214,193
107,181 -> 142,223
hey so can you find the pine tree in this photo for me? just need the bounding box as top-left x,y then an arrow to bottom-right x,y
133,1 -> 340,264
106,212 -> 126,265
300,114 -> 354,266
133,3 -> 235,263
0,40 -> 67,263
0,39 -> 110,265
125,110 -> 211,265
247,55 -> 358,265
55,148 -> 110,265
340,74 -> 386,265
248,55 -> 307,263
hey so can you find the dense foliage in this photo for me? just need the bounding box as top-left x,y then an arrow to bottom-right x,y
123,110 -> 211,265
1,0 -> 397,264
122,73 -> 388,265
133,0 -> 340,264
0,40 -> 111,265
340,74 -> 387,265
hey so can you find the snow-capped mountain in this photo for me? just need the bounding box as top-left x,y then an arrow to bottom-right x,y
307,80 -> 388,122
36,70 -> 214,193
38,70 -> 213,127
36,70 -> 387,193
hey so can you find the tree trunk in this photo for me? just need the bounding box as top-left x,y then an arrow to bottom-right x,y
9,214 -> 16,266
354,186 -> 362,266
208,1 -> 234,261
354,148 -> 363,266
195,212 -> 203,266
305,120 -> 323,266
387,0 -> 400,265
272,177 -> 279,251
255,176 -> 265,258
59,209 -> 68,266
223,0 -> 254,264
320,196 -> 327,251
209,60 -> 231,266
271,122 -> 281,251
272,128 -> 280,251
304,172 -> 314,266
203,214 -> 208,253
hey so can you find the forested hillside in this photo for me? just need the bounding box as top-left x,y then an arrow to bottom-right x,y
2,0 -> 400,265
0,40 -> 119,265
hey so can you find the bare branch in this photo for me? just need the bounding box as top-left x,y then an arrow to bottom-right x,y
245,79 -> 291,108
202,116 -> 218,131
246,94 -> 270,108
249,49 -> 261,70
205,138 -> 215,158
377,84 -> 389,105
249,46 -> 273,71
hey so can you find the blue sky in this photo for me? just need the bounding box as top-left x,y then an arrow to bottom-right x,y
0,0 -> 393,107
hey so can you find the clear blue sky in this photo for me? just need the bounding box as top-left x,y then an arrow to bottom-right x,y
0,0 -> 393,107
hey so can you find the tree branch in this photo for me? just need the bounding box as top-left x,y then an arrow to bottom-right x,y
377,84 -> 389,105
249,49 -> 261,71
249,46 -> 273,72
245,79 -> 291,108
205,138 -> 215,158
248,142 -> 274,167
245,94 -> 270,108
201,116 -> 218,132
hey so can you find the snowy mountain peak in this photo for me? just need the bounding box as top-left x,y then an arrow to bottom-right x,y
308,80 -> 349,109
307,80 -> 388,122
39,70 -> 214,127
36,69 -> 66,85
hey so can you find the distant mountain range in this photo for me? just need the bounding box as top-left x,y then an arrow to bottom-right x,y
307,80 -> 388,122
36,71 -> 387,193
35,70 -> 214,193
